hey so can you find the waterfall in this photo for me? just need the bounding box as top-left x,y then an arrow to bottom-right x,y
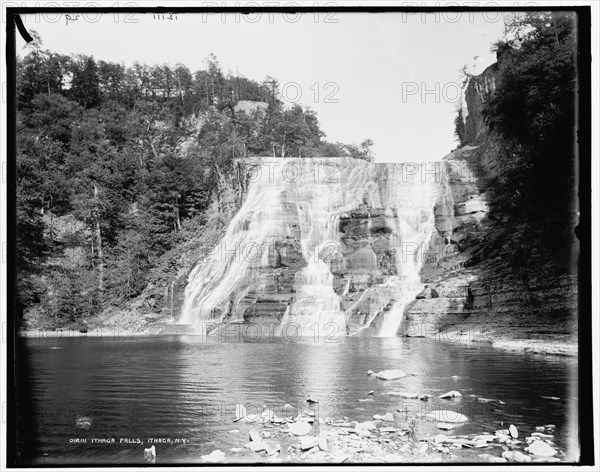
180,157 -> 441,337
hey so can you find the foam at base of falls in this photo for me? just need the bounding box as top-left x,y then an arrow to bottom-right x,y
180,157 -> 444,337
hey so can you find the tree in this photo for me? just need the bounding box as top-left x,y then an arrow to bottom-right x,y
486,11 -> 577,218
454,107 -> 467,146
342,139 -> 375,162
69,55 -> 101,108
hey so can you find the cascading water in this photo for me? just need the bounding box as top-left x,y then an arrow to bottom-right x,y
180,157 -> 443,337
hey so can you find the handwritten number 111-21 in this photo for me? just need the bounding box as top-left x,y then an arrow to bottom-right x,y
153,13 -> 178,21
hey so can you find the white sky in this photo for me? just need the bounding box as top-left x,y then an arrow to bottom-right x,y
16,10 -> 509,163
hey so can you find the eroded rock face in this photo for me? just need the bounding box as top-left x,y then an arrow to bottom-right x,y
179,157 -> 440,335
464,63 -> 497,144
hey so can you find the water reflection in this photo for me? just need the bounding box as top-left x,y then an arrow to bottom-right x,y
21,335 -> 577,464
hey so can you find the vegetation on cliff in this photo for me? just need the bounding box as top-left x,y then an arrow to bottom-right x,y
454,12 -> 578,274
15,34 -> 373,329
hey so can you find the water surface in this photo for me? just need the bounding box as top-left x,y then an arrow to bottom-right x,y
21,335 -> 578,464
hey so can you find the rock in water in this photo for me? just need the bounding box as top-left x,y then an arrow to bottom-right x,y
373,412 -> 394,422
144,445 -> 156,463
367,370 -> 374,376
76,416 -> 92,430
307,396 -> 318,403
526,441 -> 557,457
249,430 -> 261,442
502,450 -> 532,463
248,442 -> 268,452
375,369 -> 407,380
234,403 -> 246,422
266,444 -> 281,456
437,422 -> 458,430
387,391 -> 419,398
318,434 -> 328,451
301,437 -> 319,450
425,410 -> 468,423
479,454 -> 507,463
367,390 -> 374,395
288,421 -> 313,436
201,449 -> 225,462
477,397 -> 495,403
439,390 -> 462,399
509,424 -> 518,439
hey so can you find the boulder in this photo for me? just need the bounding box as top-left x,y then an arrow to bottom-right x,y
509,424 -> 518,439
143,445 -> 156,463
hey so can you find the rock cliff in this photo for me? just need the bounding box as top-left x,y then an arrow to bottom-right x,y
402,55 -> 578,355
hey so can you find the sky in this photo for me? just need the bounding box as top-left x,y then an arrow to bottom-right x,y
16,10 -> 509,163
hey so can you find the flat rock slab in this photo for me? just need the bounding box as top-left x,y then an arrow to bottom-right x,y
386,391 -> 419,398
201,449 -> 226,462
526,440 -> 557,457
437,422 -> 459,430
502,450 -> 532,463
288,421 -> 313,436
426,410 -> 469,423
375,369 -> 407,380
439,390 -> 462,399
300,437 -> 319,450
373,413 -> 394,422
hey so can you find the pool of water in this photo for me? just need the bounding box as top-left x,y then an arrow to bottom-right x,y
18,335 -> 578,464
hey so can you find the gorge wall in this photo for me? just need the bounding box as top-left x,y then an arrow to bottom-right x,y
402,55 -> 578,354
